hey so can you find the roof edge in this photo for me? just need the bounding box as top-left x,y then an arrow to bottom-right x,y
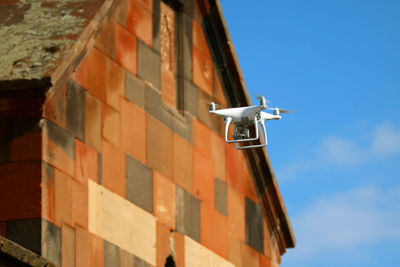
199,0 -> 296,252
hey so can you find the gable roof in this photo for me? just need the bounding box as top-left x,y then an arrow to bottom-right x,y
0,0 -> 295,252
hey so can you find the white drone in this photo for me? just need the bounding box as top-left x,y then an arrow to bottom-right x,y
209,96 -> 292,149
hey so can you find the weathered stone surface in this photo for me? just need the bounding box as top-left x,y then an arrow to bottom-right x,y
41,220 -> 61,266
214,178 -> 228,216
138,40 -> 161,89
245,198 -> 264,253
134,256 -> 150,267
126,155 -> 153,213
42,119 -> 75,159
66,80 -> 85,141
125,71 -> 146,109
176,186 -> 201,242
104,240 -> 120,267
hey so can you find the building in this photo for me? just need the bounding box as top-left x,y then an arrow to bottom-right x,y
0,0 -> 295,266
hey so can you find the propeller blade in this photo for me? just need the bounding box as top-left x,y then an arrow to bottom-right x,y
267,107 -> 295,114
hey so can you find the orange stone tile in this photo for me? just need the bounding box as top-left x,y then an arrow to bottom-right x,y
75,139 -> 98,185
192,148 -> 214,208
42,163 -> 55,223
115,22 -> 137,75
72,56 -> 89,90
43,134 -> 74,177
228,187 -> 245,242
120,98 -> 146,164
242,160 -> 258,202
127,0 -> 153,47
75,226 -> 90,267
85,92 -> 102,152
225,143 -> 244,194
105,56 -> 125,111
193,47 -> 213,96
156,221 -> 171,267
146,115 -> 172,179
214,74 -> 227,107
101,139 -> 126,197
260,254 -> 271,267
193,120 -> 211,157
172,133 -> 192,193
95,15 -> 115,59
161,68 -> 176,108
71,180 -> 88,229
201,204 -> 228,259
136,0 -> 153,11
102,104 -> 120,148
192,20 -> 210,57
154,171 -> 176,229
54,169 -> 72,227
90,234 -> 104,267
210,132 -> 225,181
62,224 -> 75,267
228,234 -> 242,267
10,133 -> 41,162
173,232 -> 185,267
87,48 -> 107,103
241,243 -> 260,267
43,86 -> 67,129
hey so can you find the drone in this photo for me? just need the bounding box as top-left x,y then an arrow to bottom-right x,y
209,96 -> 292,150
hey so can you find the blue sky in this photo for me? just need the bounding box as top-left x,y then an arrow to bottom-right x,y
219,1 -> 400,266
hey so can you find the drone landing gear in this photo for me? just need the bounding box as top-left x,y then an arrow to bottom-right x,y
224,116 -> 267,150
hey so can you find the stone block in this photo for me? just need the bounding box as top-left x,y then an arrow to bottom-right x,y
125,71 -> 146,109
193,46 -> 212,96
90,233 -> 104,267
182,78 -> 198,116
127,1 -> 153,47
102,104 -> 120,148
192,148 -> 214,208
211,132 -> 226,181
62,224 -> 75,267
85,92 -> 102,152
75,226 -> 90,267
75,139 -> 98,185
245,198 -> 264,253
241,242 -> 259,267
154,171 -> 176,229
43,85 -> 67,129
101,140 -> 126,198
42,161 -> 55,223
54,169 -> 72,227
228,187 -> 245,242
104,240 -> 120,267
176,186 -> 200,242
42,119 -> 75,159
66,79 -> 85,141
172,133 -> 192,193
138,40 -> 161,89
134,256 -> 150,267
6,218 -> 41,254
71,180 -> 88,229
95,15 -> 115,60
214,178 -> 227,216
42,219 -> 61,266
115,22 -> 137,75
156,221 -> 171,267
120,249 -> 134,267
126,154 -> 153,213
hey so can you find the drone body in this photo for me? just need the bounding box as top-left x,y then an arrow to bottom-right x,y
209,96 -> 291,149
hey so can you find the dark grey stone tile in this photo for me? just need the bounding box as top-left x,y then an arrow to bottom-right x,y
120,249 -> 134,267
41,219 -> 61,266
43,161 -> 54,180
176,186 -> 201,242
182,78 -> 197,117
104,240 -> 120,267
66,80 -> 85,141
245,197 -> 264,253
6,218 -> 41,254
214,178 -> 227,216
42,119 -> 75,159
97,152 -> 102,184
152,0 -> 161,53
182,13 -> 193,81
134,256 -> 149,267
138,40 -> 161,90
125,71 -> 146,109
126,155 -> 153,213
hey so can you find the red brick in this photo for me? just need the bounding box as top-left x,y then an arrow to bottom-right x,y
127,0 -> 153,47
43,85 -> 67,129
173,232 -> 185,267
0,161 -> 41,221
146,115 -> 172,178
75,226 -> 90,267
192,148 -> 214,208
120,98 -> 146,164
101,140 -> 126,197
72,56 -> 89,90
42,163 -> 55,223
85,92 -> 102,152
225,143 -> 244,193
62,224 -> 75,267
154,171 -> 176,229
71,180 -> 88,229
201,204 -> 228,259
55,169 -> 72,227
95,15 -> 115,59
115,22 -> 137,75
90,234 -> 104,267
193,120 -> 211,156
241,243 -> 260,267
210,131 -> 225,181
260,254 -> 271,267
172,133 -> 192,193
156,221 -> 171,267
192,20 -> 210,57
193,47 -> 213,96
10,133 -> 41,162
75,139 -> 97,185
43,132 -> 74,177
228,187 -> 245,242
102,104 -> 120,148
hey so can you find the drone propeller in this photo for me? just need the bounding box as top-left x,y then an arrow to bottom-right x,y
267,107 -> 295,114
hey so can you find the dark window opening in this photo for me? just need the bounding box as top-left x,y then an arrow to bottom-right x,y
164,255 -> 176,267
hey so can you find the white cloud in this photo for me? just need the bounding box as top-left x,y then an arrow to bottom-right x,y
286,186 -> 400,260
371,121 -> 400,156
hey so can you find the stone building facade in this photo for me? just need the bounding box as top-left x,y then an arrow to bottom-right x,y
0,0 -> 295,266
